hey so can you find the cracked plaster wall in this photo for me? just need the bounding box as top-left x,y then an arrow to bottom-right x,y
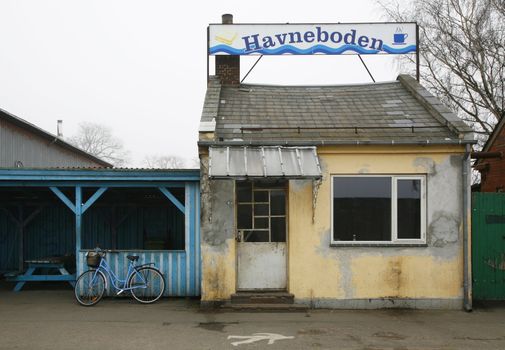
199,145 -> 467,307
288,145 -> 466,305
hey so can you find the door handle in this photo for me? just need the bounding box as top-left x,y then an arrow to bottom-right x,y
236,230 -> 242,242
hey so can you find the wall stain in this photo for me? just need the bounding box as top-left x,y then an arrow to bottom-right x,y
428,211 -> 460,248
384,259 -> 402,294
413,157 -> 437,175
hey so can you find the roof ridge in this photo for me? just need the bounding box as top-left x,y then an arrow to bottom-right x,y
199,77 -> 221,133
238,80 -> 399,88
397,75 -> 474,141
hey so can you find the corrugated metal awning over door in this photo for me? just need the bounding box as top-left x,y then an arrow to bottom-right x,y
209,146 -> 322,178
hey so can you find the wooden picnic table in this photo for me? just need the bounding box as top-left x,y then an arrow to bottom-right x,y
6,258 -> 76,292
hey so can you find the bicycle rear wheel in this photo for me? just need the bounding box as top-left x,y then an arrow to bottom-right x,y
128,267 -> 165,304
74,270 -> 106,306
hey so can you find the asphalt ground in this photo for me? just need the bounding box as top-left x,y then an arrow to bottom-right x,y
1,282 -> 504,350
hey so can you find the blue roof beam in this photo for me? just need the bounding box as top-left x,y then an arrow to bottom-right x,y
49,187 -> 76,214
158,187 -> 185,214
81,187 -> 108,214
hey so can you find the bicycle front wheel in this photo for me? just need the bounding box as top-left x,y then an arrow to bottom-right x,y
74,270 -> 106,306
128,267 -> 165,304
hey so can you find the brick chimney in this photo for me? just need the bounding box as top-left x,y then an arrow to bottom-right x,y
215,14 -> 240,86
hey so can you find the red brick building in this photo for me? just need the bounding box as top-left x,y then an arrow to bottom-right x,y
476,117 -> 505,192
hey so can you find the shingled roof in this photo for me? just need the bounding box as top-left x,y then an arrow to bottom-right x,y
199,75 -> 475,146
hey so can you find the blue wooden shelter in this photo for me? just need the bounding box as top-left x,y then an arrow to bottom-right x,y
0,168 -> 201,296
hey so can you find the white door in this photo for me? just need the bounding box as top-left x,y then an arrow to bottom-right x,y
236,182 -> 287,290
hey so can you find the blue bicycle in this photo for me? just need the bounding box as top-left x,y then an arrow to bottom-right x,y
74,248 -> 165,306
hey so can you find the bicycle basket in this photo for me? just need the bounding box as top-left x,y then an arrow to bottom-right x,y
86,252 -> 102,268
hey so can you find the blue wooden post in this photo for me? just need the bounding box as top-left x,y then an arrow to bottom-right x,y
75,186 -> 82,257
185,182 -> 191,295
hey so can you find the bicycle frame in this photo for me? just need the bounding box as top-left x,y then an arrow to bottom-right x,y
90,255 -> 148,294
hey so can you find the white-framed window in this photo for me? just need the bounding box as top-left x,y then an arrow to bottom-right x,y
331,175 -> 426,244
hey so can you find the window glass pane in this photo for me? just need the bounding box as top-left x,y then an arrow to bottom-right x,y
254,217 -> 269,229
237,204 -> 252,229
270,191 -> 286,215
236,182 -> 252,203
254,204 -> 269,216
397,179 -> 421,239
333,177 -> 391,241
271,217 -> 286,242
253,190 -> 268,203
243,230 -> 269,242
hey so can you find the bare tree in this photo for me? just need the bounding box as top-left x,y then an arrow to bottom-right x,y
143,155 -> 186,169
68,122 -> 130,167
379,0 -> 505,144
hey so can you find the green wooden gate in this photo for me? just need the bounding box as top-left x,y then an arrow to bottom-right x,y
472,192 -> 505,300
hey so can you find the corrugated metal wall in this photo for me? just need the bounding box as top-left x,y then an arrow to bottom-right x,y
76,182 -> 201,296
0,118 -> 102,168
76,251 -> 195,296
1,183 -> 201,296
81,206 -> 185,250
0,211 -> 19,271
1,205 -> 186,271
0,205 -> 75,272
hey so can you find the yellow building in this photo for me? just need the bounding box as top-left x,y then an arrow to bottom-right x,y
198,55 -> 475,309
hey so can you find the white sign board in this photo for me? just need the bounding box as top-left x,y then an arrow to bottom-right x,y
209,23 -> 417,56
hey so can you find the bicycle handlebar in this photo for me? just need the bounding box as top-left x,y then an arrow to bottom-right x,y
92,247 -> 114,257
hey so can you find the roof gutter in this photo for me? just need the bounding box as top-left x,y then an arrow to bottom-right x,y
199,139 -> 477,147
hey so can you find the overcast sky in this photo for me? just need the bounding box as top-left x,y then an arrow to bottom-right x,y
0,0 -> 413,167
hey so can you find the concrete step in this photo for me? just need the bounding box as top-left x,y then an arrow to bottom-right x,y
231,292 -> 295,305
222,302 -> 308,312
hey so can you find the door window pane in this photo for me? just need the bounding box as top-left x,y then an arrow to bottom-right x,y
333,177 -> 391,241
271,217 -> 286,242
237,182 -> 252,203
397,179 -> 421,239
243,230 -> 269,242
237,204 -> 252,229
270,191 -> 286,215
236,180 -> 287,243
254,217 -> 269,229
253,190 -> 269,203
254,204 -> 269,216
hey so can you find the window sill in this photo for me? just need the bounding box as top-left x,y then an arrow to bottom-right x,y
330,243 -> 428,248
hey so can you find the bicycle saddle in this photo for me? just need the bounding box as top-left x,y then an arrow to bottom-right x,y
127,255 -> 139,262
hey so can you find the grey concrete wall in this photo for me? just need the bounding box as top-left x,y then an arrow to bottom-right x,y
200,154 -> 237,301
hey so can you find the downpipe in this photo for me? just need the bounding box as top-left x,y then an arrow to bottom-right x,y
463,144 -> 472,311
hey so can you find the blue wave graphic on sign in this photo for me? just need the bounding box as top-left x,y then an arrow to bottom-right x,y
209,44 -> 416,55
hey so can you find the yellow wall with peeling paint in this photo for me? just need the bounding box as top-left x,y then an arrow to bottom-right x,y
201,239 -> 236,301
200,145 -> 466,304
287,145 -> 465,301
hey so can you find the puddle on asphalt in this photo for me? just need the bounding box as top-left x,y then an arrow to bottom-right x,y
298,328 -> 328,335
372,331 -> 406,340
197,321 -> 239,332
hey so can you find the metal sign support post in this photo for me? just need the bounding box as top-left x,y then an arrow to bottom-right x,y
416,23 -> 420,82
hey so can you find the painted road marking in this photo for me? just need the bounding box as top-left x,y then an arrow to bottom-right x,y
227,333 -> 295,346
